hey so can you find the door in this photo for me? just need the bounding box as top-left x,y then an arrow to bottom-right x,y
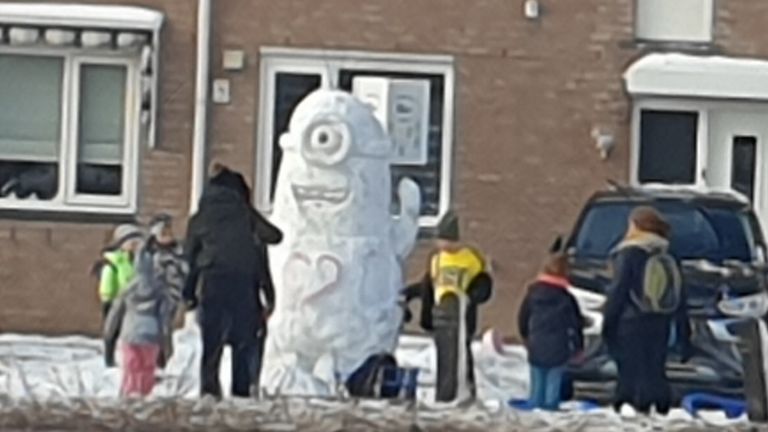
708,110 -> 768,228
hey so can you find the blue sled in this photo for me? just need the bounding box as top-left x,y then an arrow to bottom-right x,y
508,399 -> 600,412
682,393 -> 747,419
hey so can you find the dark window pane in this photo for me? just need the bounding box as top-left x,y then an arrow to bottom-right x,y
271,73 -> 322,199
76,164 -> 122,195
639,110 -> 698,184
731,136 -> 757,201
0,161 -> 58,200
338,70 -> 444,217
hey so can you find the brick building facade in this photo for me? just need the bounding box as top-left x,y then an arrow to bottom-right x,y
1,0 -> 767,337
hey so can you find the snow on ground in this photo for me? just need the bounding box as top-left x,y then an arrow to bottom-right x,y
0,314 -> 757,431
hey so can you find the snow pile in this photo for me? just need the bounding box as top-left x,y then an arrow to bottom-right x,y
0,316 -> 755,430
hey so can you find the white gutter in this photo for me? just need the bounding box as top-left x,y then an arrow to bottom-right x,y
190,0 -> 212,213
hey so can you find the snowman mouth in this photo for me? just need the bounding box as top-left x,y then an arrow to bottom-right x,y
292,184 -> 350,204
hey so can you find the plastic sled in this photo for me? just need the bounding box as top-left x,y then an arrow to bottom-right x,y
682,392 -> 747,419
509,399 -> 537,411
508,399 -> 600,412
380,366 -> 420,400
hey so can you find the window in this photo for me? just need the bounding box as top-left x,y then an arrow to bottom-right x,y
0,52 -> 139,213
638,110 -> 698,184
257,48 -> 455,226
731,136 -> 757,202
635,0 -> 714,43
0,4 -> 163,215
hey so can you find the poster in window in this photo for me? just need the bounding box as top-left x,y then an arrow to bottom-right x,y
352,77 -> 430,165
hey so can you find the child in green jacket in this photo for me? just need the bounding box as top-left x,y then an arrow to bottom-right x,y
97,224 -> 144,319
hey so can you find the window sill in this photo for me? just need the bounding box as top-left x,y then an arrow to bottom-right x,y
0,207 -> 136,224
620,38 -> 719,54
0,199 -> 136,220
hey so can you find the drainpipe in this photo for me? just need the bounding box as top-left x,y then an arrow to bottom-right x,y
190,0 -> 212,213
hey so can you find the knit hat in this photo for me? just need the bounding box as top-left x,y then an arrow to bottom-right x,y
437,211 -> 460,241
209,162 -> 251,203
112,224 -> 143,247
148,213 -> 172,237
630,206 -> 670,239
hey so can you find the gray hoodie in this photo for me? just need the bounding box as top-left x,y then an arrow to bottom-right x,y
104,250 -> 175,349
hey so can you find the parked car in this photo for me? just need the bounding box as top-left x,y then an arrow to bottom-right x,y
558,183 -> 768,403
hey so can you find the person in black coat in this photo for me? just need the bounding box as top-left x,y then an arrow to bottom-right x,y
518,253 -> 584,410
602,206 -> 689,415
183,163 -> 282,398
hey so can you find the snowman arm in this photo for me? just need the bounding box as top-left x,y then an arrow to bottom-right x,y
392,177 -> 421,259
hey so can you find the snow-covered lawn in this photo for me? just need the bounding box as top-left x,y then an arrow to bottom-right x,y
0,315 -> 755,431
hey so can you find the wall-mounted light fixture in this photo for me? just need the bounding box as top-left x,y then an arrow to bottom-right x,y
524,0 -> 540,20
592,127 -> 616,160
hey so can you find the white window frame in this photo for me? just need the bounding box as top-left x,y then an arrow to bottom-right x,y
631,98 -> 768,189
631,98 -> 709,187
634,0 -> 715,44
257,47 -> 456,227
0,47 -> 141,215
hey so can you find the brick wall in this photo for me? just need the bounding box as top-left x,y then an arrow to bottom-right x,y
208,0 -> 635,338
5,0 -> 768,338
0,0 -> 197,335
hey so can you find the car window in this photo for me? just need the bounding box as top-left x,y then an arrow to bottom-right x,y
572,201 -> 755,262
573,204 -> 630,258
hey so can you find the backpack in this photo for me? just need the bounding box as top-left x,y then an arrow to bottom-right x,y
346,353 -> 399,399
630,250 -> 682,314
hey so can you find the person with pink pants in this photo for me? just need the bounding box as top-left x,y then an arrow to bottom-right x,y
104,249 -> 175,397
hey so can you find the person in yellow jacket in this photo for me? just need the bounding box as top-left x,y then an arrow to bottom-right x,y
403,211 -> 493,402
95,224 -> 144,319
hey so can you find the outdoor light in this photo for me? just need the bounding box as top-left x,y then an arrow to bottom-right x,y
8,27 -> 39,45
592,127 -> 615,160
44,29 -> 76,46
81,31 -> 111,48
524,0 -> 540,19
117,32 -> 148,48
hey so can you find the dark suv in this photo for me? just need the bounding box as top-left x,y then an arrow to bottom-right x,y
560,184 -> 768,403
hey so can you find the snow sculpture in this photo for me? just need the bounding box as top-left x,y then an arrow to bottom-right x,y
262,89 -> 422,395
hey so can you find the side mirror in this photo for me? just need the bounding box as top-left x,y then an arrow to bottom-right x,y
550,235 -> 565,254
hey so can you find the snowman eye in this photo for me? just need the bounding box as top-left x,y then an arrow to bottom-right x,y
303,120 -> 352,166
310,125 -> 342,154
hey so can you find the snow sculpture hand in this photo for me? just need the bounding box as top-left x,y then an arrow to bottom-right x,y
393,178 -> 421,260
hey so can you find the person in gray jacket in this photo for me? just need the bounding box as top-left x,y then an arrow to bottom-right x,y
104,249 -> 176,397
144,213 -> 188,368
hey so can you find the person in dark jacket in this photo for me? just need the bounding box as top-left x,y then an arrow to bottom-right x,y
404,211 -> 493,402
518,253 -> 584,410
183,163 -> 282,398
602,206 -> 689,415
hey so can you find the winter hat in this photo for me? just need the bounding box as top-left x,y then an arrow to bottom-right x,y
209,162 -> 251,203
630,206 -> 670,239
112,224 -> 143,247
148,213 -> 172,237
437,211 -> 460,241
